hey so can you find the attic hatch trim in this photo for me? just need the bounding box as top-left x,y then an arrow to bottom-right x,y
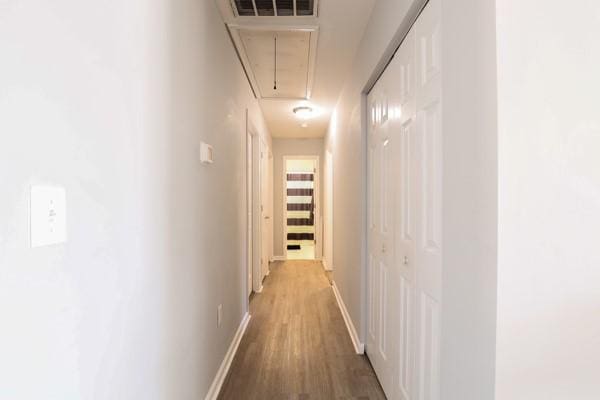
230,0 -> 319,18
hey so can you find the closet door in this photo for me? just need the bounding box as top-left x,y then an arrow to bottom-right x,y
414,0 -> 442,399
367,54 -> 399,397
395,28 -> 418,400
367,0 -> 442,399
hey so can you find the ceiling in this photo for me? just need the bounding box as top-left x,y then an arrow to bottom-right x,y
216,0 -> 376,138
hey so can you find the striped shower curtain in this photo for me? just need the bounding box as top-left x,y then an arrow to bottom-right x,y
286,173 -> 314,249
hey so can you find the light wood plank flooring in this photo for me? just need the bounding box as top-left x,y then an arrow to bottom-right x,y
218,260 -> 386,400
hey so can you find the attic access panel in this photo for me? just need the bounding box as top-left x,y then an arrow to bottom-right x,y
239,29 -> 315,99
232,0 -> 317,17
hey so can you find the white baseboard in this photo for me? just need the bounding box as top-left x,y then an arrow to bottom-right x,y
321,259 -> 333,271
204,312 -> 251,400
271,256 -> 286,262
331,281 -> 364,354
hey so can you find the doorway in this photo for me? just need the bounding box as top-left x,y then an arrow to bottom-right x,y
284,156 -> 319,260
248,123 -> 272,294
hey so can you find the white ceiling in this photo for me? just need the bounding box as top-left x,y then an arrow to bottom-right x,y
216,0 -> 376,138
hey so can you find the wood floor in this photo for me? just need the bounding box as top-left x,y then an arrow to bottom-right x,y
218,260 -> 386,400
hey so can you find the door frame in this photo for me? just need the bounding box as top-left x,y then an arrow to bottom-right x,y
324,150 -> 334,271
247,119 -> 264,294
282,155 -> 321,260
246,114 -> 254,301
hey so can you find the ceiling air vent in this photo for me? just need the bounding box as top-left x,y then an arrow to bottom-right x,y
232,0 -> 316,17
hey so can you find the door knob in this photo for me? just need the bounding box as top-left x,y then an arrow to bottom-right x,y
382,244 -> 386,254
403,256 -> 409,265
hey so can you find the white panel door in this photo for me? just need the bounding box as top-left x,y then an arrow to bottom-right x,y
367,0 -> 442,399
260,140 -> 270,279
367,55 -> 399,397
414,1 -> 442,399
395,27 -> 418,400
247,131 -> 254,298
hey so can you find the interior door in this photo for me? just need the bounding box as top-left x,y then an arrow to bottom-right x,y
367,61 -> 399,397
367,1 -> 442,399
260,139 -> 270,279
247,130 -> 253,298
395,27 -> 418,400
414,2 -> 442,398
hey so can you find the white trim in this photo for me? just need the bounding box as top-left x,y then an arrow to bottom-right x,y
322,259 -> 333,271
204,313 -> 251,400
331,281 -> 364,354
271,255 -> 286,261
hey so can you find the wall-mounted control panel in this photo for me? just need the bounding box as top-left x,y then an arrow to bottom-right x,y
30,185 -> 67,247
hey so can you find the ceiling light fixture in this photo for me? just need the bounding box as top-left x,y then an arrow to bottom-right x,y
293,106 -> 313,119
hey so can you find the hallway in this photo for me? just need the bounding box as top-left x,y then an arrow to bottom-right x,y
218,261 -> 386,400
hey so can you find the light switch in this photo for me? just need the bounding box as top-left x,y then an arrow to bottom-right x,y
30,185 -> 67,247
199,142 -> 214,164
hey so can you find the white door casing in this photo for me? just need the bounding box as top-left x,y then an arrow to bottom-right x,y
324,150 -> 334,270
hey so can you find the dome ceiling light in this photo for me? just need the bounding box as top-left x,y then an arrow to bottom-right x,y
293,106 -> 313,119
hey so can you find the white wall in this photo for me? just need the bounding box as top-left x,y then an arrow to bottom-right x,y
0,1 -> 270,399
272,138 -> 324,258
440,0 -> 498,398
496,1 -> 600,399
326,0 -> 498,398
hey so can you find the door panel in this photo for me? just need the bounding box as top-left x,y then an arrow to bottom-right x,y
415,1 -> 442,399
366,0 -> 441,399
260,140 -> 270,279
247,132 -> 253,297
367,61 -> 398,397
396,28 -> 417,400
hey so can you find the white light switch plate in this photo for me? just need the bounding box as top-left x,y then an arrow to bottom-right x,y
30,185 -> 67,247
199,142 -> 213,164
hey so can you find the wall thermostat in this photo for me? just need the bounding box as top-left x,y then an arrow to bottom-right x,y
200,142 -> 214,164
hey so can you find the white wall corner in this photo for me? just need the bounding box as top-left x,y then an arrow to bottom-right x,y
204,313 -> 251,400
331,281 -> 364,354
